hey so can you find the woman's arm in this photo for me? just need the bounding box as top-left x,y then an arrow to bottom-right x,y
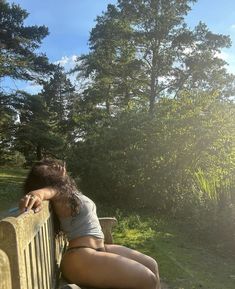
19,187 -> 58,213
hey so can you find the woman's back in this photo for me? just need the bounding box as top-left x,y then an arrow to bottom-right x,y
58,194 -> 104,241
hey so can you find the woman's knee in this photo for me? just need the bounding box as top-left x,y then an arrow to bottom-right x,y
142,270 -> 159,289
146,256 -> 159,276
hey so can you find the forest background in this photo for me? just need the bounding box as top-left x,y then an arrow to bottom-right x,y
0,0 -> 235,263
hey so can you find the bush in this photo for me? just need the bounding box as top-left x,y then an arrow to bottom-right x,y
0,151 -> 26,167
68,91 -> 235,250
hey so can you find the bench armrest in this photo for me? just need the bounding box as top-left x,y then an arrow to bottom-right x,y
99,217 -> 117,244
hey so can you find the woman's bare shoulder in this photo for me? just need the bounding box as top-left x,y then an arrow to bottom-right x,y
52,195 -> 72,218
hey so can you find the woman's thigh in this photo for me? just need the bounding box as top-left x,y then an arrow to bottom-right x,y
61,248 -> 158,289
105,244 -> 159,276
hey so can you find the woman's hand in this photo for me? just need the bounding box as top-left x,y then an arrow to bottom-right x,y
19,187 -> 58,214
19,192 -> 43,213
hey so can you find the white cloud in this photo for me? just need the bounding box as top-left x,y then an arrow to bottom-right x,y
54,55 -> 78,72
22,54 -> 78,93
230,24 -> 235,30
53,55 -> 79,85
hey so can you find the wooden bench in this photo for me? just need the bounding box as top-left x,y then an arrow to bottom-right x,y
0,201 -> 117,289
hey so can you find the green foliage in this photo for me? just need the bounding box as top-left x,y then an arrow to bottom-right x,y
42,67 -> 75,125
68,90 -> 235,249
0,166 -> 27,211
0,1 -> 54,82
14,92 -> 66,163
0,0 -> 56,164
41,67 -> 77,143
8,67 -> 77,163
0,91 -> 17,164
75,0 -> 235,114
0,151 -> 26,167
194,168 -> 219,202
74,3 -> 144,117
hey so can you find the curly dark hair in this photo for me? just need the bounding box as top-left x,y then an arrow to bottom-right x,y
24,159 -> 80,216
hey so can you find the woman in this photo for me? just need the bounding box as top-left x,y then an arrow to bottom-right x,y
19,159 -> 161,289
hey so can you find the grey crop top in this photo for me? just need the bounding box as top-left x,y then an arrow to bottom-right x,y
59,193 -> 104,241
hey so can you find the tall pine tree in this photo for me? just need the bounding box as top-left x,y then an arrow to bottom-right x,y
75,0 -> 235,114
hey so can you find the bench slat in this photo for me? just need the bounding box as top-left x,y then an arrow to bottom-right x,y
24,244 -> 33,289
0,249 -> 12,288
0,217 -> 22,288
30,237 -> 39,288
42,224 -> 51,288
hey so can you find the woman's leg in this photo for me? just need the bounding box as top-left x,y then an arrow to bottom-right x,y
105,244 -> 161,287
61,248 -> 159,289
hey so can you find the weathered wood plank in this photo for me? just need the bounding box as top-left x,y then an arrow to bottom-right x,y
0,217 -> 21,288
0,249 -> 12,289
99,217 -> 117,244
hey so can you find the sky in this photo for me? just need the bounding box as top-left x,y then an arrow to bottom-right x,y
3,0 -> 235,93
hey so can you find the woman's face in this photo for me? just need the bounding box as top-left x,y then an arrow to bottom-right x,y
43,163 -> 67,177
33,164 -> 59,180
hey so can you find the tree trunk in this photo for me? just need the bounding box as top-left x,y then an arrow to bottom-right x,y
106,85 -> 111,115
124,82 -> 130,108
36,144 -> 42,160
149,51 -> 157,115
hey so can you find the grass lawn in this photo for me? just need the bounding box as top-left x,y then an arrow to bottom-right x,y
113,213 -> 235,289
1,167 -> 234,289
0,166 -> 27,212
